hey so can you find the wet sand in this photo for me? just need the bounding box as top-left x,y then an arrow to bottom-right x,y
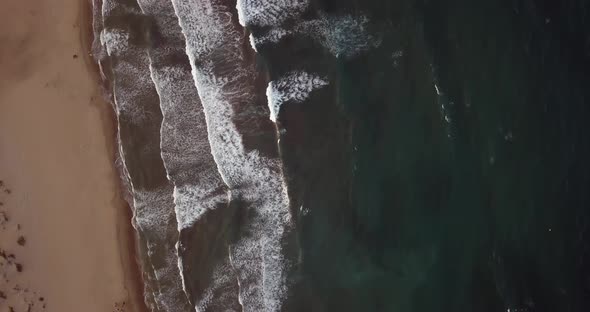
0,0 -> 146,311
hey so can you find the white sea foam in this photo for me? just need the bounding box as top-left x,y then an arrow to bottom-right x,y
196,260 -> 241,312
249,33 -> 258,52
100,2 -> 164,310
236,0 -> 309,27
297,14 -> 383,58
99,0 -> 384,310
135,0 -> 243,311
190,65 -> 293,311
101,0 -> 193,311
238,0 -> 382,59
100,29 -> 129,55
249,27 -> 290,51
266,71 -> 329,122
171,0 -> 294,310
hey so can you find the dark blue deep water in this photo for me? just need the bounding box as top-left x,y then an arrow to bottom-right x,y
260,0 -> 590,311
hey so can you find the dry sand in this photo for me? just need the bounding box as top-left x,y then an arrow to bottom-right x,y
0,0 -> 146,311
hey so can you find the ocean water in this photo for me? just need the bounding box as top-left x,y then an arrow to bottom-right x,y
92,0 -> 590,311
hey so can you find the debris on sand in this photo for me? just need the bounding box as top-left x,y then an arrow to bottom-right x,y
1,180 -> 46,310
0,211 -> 7,230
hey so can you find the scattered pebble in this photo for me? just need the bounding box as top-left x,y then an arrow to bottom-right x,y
0,179 -> 46,310
0,212 -> 8,229
114,300 -> 127,312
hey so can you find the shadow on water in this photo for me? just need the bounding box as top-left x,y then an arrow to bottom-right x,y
179,194 -> 242,311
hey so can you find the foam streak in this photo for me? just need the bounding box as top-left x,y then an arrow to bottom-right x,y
171,0 -> 294,310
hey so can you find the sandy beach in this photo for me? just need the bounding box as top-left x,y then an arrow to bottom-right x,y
0,0 -> 146,311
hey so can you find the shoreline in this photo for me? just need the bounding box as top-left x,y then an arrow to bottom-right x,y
79,0 -> 149,311
0,0 -> 148,311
